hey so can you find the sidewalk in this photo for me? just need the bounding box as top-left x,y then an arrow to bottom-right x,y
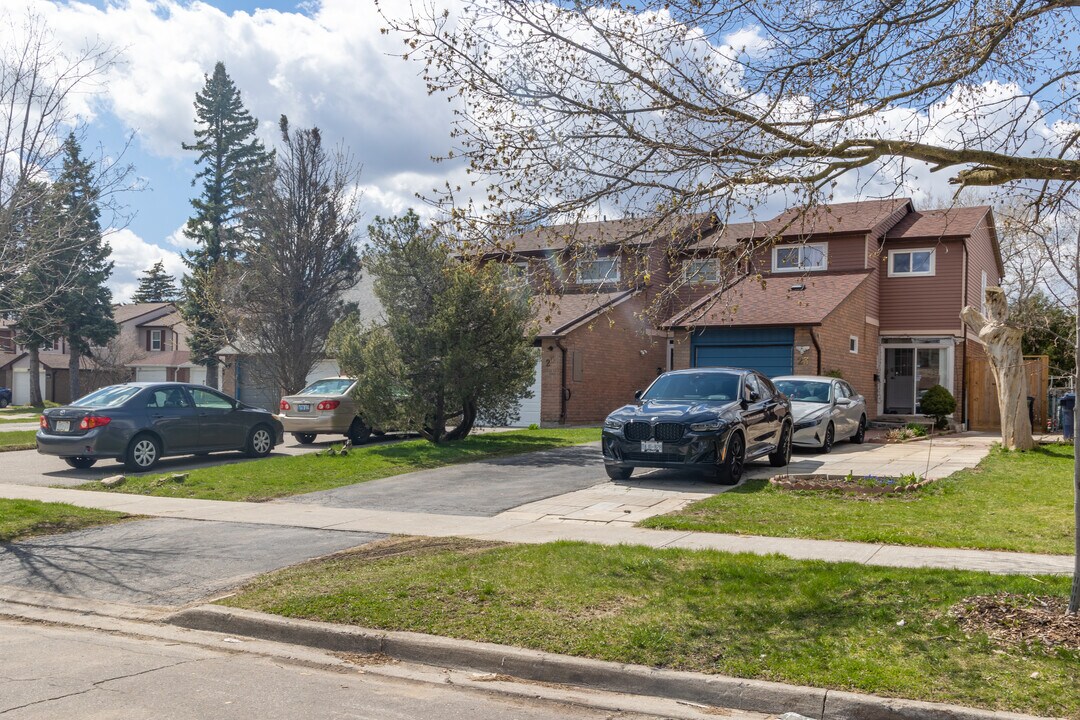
1,481 -> 1072,575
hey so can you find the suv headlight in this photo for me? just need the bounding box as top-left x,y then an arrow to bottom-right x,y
603,418 -> 623,431
690,419 -> 724,432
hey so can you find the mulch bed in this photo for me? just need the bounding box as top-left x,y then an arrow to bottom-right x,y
950,594 -> 1080,653
769,474 -> 934,495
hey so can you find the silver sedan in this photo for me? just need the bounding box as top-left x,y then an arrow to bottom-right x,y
772,376 -> 867,452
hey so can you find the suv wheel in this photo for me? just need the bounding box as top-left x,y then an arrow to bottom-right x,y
714,431 -> 745,485
124,434 -> 161,472
605,465 -> 632,480
769,422 -> 792,467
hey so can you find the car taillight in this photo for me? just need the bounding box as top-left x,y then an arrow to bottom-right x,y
317,400 -> 340,411
79,416 -> 112,430
39,415 -> 47,429
280,400 -> 291,411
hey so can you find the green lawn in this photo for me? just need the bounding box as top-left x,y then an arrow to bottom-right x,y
0,430 -> 38,451
642,444 -> 1076,555
74,427 -> 599,502
0,498 -> 129,542
224,538 -> 1078,717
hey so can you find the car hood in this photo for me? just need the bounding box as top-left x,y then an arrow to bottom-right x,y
789,401 -> 832,421
607,399 -> 740,424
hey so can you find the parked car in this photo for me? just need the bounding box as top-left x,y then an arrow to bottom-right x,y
36,382 -> 284,471
601,367 -> 792,484
772,375 -> 867,452
277,377 -> 373,445
0,386 -> 10,408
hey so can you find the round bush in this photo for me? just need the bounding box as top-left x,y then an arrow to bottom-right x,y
921,384 -> 956,429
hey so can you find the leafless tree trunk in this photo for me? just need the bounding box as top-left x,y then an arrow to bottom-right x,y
961,288 -> 1035,451
68,343 -> 80,401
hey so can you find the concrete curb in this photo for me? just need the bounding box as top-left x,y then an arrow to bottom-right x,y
167,605 -> 1052,720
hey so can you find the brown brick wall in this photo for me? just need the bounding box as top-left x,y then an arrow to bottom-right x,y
813,280 -> 879,414
540,295 -> 663,425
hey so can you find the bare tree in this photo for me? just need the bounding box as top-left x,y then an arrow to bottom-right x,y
221,116 -> 362,397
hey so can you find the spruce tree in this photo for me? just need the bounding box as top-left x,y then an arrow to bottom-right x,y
132,260 -> 180,303
53,134 -> 118,400
180,61 -> 272,388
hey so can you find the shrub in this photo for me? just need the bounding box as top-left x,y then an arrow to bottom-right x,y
920,385 -> 956,429
905,422 -> 928,437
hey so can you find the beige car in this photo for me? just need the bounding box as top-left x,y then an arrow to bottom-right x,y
277,377 -> 372,445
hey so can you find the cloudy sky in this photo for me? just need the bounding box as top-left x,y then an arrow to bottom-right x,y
14,0 -> 460,301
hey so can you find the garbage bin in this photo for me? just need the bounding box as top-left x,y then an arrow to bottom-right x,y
1027,396 -> 1035,430
1061,393 -> 1076,440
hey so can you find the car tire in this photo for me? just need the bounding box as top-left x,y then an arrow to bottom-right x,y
769,421 -> 792,467
124,434 -> 161,472
0,397 -> 9,408
293,432 -> 317,445
347,418 -> 372,445
63,456 -> 97,469
605,465 -> 632,480
821,422 -> 835,454
245,425 -> 275,458
714,431 -> 745,485
851,416 -> 867,444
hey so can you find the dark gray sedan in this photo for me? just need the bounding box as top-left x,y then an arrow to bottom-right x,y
37,382 -> 284,471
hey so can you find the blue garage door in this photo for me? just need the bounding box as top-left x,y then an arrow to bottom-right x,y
691,328 -> 794,378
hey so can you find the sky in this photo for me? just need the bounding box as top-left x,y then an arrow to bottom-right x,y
11,0 -> 464,301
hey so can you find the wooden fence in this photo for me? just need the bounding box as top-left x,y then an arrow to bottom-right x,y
966,355 -> 1049,431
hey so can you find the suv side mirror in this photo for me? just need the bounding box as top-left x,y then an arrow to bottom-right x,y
633,390 -> 643,401
748,390 -> 761,403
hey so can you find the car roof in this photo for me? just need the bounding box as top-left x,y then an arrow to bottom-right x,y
773,376 -> 838,382
660,367 -> 748,376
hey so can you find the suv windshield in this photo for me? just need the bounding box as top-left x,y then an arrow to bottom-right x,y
71,385 -> 142,408
774,380 -> 832,404
641,372 -> 740,402
297,379 -> 354,396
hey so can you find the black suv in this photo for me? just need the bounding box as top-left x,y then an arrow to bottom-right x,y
601,367 -> 792,484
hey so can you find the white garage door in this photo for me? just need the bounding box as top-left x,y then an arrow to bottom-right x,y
189,366 -> 207,386
13,369 -> 45,406
508,353 -> 542,427
136,367 -> 168,383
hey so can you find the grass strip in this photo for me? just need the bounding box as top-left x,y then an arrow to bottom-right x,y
642,443 -> 1076,555
223,537 -> 1078,718
0,430 -> 38,452
0,498 -> 129,542
74,427 -> 598,502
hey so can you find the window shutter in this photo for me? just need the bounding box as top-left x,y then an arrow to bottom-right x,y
145,331 -> 151,352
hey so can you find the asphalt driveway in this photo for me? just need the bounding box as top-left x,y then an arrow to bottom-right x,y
287,443 -> 607,516
0,518 -> 383,605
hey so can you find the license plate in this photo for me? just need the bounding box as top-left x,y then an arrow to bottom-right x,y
297,404 -> 311,413
55,420 -> 70,432
641,440 -> 663,453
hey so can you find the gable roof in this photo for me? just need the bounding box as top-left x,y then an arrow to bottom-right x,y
664,272 -> 871,328
884,206 -> 990,239
532,290 -> 636,337
499,213 -> 717,255
113,302 -> 174,324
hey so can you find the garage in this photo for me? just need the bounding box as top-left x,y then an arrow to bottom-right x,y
135,367 -> 168,383
691,327 -> 794,378
513,353 -> 542,427
13,368 -> 46,406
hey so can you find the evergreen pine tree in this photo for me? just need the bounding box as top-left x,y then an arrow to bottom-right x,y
53,133 -> 118,400
180,61 -> 272,388
132,260 -> 180,303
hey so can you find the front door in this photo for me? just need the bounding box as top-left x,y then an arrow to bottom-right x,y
884,348 -> 915,414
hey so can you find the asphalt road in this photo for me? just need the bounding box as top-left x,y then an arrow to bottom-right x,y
0,518 -> 383,605
0,620 -> 678,720
287,443 -> 607,516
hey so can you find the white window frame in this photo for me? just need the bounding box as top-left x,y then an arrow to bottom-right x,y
887,247 -> 936,277
849,335 -> 859,354
683,258 -> 718,284
150,329 -> 163,351
576,256 -> 620,285
771,242 -> 828,273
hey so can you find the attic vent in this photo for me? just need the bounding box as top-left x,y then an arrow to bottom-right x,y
790,284 -> 806,291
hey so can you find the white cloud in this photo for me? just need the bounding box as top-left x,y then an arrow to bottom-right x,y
104,227 -> 185,302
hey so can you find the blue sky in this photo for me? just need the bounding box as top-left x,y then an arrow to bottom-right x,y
19,0 -> 460,300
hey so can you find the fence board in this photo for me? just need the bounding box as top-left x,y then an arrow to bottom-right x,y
966,354 -> 1049,431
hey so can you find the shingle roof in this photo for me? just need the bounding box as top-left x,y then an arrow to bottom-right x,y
532,290 -> 636,337
664,272 -> 871,328
113,302 -> 173,324
127,350 -> 192,367
884,206 -> 990,239
38,352 -> 100,371
499,213 -> 716,254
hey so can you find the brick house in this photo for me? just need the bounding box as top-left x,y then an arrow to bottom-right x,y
493,199 -> 1003,426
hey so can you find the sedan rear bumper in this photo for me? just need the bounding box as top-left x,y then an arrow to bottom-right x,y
36,428 -> 125,458
275,414 -> 350,434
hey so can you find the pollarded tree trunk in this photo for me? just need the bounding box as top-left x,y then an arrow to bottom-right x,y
960,287 -> 1035,451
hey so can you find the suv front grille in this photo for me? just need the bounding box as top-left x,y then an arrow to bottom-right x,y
654,423 -> 685,442
623,421 -> 685,442
624,421 -> 651,441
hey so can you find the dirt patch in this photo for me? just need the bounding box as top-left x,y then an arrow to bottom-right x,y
769,474 -> 934,495
950,594 -> 1080,653
327,535 -> 505,564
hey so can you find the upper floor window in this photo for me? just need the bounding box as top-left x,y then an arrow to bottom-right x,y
683,258 -> 718,284
772,243 -> 827,273
888,248 -> 935,277
150,329 -> 163,351
576,256 -> 619,284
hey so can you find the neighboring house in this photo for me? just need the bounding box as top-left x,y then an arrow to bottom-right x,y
487,199 -> 1003,427
0,302 -> 207,404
